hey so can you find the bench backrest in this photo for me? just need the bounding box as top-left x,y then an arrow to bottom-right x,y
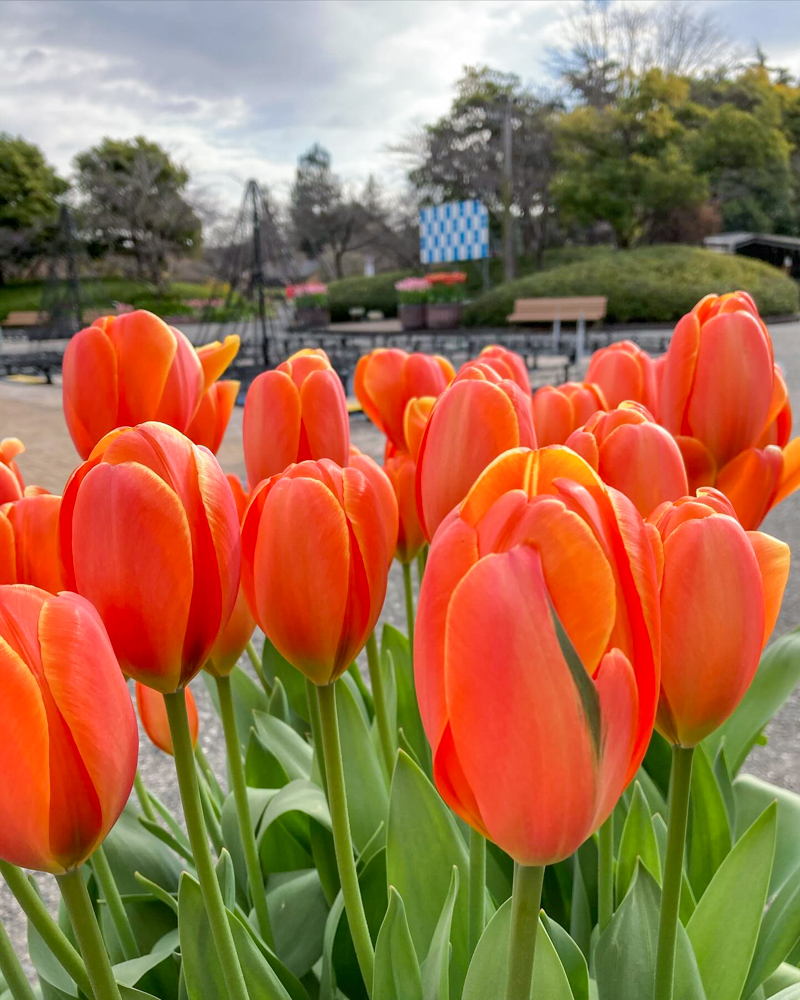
508,297 -> 607,322
2,311 -> 43,326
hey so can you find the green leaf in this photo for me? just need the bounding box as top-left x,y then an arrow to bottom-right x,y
222,789 -> 274,891
421,867 -> 459,1000
203,665 -> 269,750
570,851 -> 592,959
216,849 -> 236,912
643,730 -> 673,802
247,729 -> 291,789
687,744 -> 732,900
262,635 -> 310,725
137,817 -> 193,865
705,628 -> 800,774
712,747 -> 736,832
112,929 -> 179,987
744,862 -> 800,997
461,900 -> 573,1000
103,803 -> 184,894
687,802 -> 777,1000
253,712 -> 314,782
255,781 -> 331,877
542,914 -> 589,1000
616,781 -> 661,902
386,752 -> 469,1000
383,626 -> 429,773
328,848 -> 388,1000
28,918 -> 79,997
734,775 -> 800,895
764,965 -> 800,996
268,677 -> 292,725
633,766 -> 668,819
133,873 -> 178,915
768,986 -> 800,1000
267,870 -> 328,979
337,677 -> 389,853
652,813 -> 696,924
373,888 -> 423,1000
548,595 -> 601,752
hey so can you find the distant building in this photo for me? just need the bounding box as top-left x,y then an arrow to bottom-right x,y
704,232 -> 800,278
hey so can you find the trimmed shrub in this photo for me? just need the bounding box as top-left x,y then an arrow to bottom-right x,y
328,270 -> 413,321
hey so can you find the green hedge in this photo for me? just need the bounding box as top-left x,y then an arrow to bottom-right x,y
328,270 -> 413,321
463,246 -> 799,326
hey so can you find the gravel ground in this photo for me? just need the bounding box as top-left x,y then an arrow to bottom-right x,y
2,322 -> 800,973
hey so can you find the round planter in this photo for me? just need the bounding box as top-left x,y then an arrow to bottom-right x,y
295,306 -> 330,328
399,303 -> 426,330
425,303 -> 463,330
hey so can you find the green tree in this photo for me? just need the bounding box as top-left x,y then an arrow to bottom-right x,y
74,136 -> 200,288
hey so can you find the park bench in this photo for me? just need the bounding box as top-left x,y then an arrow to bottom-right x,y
507,297 -> 607,364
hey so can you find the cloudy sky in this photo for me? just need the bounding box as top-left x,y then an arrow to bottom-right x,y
3,0 -> 800,209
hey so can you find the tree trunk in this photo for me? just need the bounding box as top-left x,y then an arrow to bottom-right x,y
334,248 -> 345,279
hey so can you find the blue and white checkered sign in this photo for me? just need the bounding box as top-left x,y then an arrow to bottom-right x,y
419,200 -> 489,264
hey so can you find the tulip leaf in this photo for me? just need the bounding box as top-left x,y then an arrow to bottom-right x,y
266,870 -> 328,979
262,635 -> 310,725
268,678 -> 292,725
336,675 -> 390,852
687,802 -> 777,1000
420,866 -> 459,1000
542,914 -> 590,1000
382,624 -> 429,774
133,873 -> 178,915
616,781 -> 661,903
570,851 -> 593,959
246,729 -> 292,789
27,918 -> 79,998
713,746 -> 736,831
704,627 -> 800,774
253,711 -> 314,782
329,848 -> 388,1000
652,813 -> 697,924
111,928 -> 179,988
203,665 -> 269,750
222,788 -> 273,891
345,662 -> 375,719
734,775 -> 800,895
687,744 -> 732,900
256,780 -> 331,876
744,861 -> 800,997
373,887 -> 423,1000
595,862 -> 706,1000
215,849 -> 236,912
768,988 -> 800,1000
103,803 -> 184,895
461,899 -> 573,1000
547,596 -> 601,753
386,751 -> 470,1000
764,965 -> 800,995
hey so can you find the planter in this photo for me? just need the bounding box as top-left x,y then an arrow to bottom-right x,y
425,303 -> 463,330
295,306 -> 330,329
399,303 -> 426,330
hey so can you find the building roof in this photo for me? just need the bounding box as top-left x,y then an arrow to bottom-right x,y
705,232 -> 800,252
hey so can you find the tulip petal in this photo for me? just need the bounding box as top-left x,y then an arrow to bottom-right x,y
348,449 -> 398,565
6,494 -> 63,593
243,371 -> 302,485
716,447 -> 783,530
156,327 -> 204,431
747,531 -> 790,646
675,436 -> 716,493
300,369 -> 350,466
108,312 -> 177,426
598,423 -> 688,518
773,436 -> 800,507
197,335 -> 240,392
533,387 -> 574,446
591,648 -> 639,826
0,511 -> 16,585
62,326 -> 119,460
659,311 -> 700,434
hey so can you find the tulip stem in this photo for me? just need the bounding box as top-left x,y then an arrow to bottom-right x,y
505,863 -> 544,1000
57,867 -> 122,1000
0,916 -> 36,1000
654,746 -> 695,1000
195,744 -> 225,804
133,770 -> 157,823
196,770 -> 225,857
216,674 -> 275,949
0,862 -> 91,996
317,682 -> 375,995
598,813 -> 614,933
163,691 -> 250,1000
246,639 -> 272,695
306,678 -> 329,796
468,828 -> 486,957
91,845 -> 139,960
402,561 -> 415,646
366,631 -> 395,778
416,547 -> 427,585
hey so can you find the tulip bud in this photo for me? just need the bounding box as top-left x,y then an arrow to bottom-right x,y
566,402 -> 688,517
186,380 -> 240,454
0,493 -> 64,592
416,364 -> 537,540
136,682 -> 199,755
415,447 -> 660,866
243,349 -> 349,486
355,348 -> 454,451
59,422 -> 241,693
0,438 -> 25,503
241,459 -> 390,685
0,586 -> 137,873
466,345 -> 531,395
586,340 -> 657,411
532,382 -> 607,446
647,488 -> 789,747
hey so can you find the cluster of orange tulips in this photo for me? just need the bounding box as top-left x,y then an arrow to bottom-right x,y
0,294 -> 797,1000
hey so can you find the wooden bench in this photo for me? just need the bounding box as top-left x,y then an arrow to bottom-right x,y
1,311 -> 43,329
507,297 -> 607,364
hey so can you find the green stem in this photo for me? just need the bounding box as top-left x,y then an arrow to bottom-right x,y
654,746 -> 695,1000
0,916 -> 36,1000
317,682 -> 375,994
468,828 -> 486,958
195,744 -> 225,804
416,546 -> 427,587
505,864 -> 544,1000
246,639 -> 272,695
57,867 -> 122,1000
163,691 -> 250,1000
133,770 -> 157,822
0,862 -> 91,996
366,632 -> 394,778
197,768 -> 224,856
402,561 -> 415,647
91,845 -> 139,960
306,678 -> 328,796
217,675 -> 275,949
598,813 -> 614,934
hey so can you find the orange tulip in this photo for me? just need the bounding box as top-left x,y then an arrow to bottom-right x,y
647,488 -> 789,746
403,397 -> 435,462
348,446 -> 399,566
566,402 -> 688,517
243,349 -> 349,487
585,340 -> 658,411
0,439 -> 25,502
465,345 -> 531,395
415,447 -> 660,865
241,459 -> 390,685
136,682 -> 199,755
416,364 -> 537,540
355,348 -> 455,451
59,422 -> 241,693
0,585 -> 137,873
384,451 -> 425,564
532,382 -> 607,446
186,380 -> 240,454
0,493 -> 64,592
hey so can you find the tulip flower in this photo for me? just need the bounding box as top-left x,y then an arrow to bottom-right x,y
532,381 -> 607,446
586,340 -> 658,411
355,348 -> 455,450
243,348 -> 349,486
403,396 -> 435,462
241,459 -> 389,685
648,488 -> 789,747
415,446 -> 660,866
136,682 -> 199,755
59,422 -> 241,692
466,345 -> 531,395
416,364 -> 537,540
0,585 -> 137,873
0,493 -> 64,592
566,402 -> 688,517
348,446 -> 399,566
186,380 -> 240,454
384,451 -> 425,564
0,438 -> 25,502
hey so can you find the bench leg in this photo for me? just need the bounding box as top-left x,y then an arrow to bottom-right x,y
575,318 -> 585,368
552,318 -> 561,353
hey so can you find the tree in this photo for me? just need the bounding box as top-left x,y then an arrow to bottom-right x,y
0,134 -> 67,283
74,137 -> 201,288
